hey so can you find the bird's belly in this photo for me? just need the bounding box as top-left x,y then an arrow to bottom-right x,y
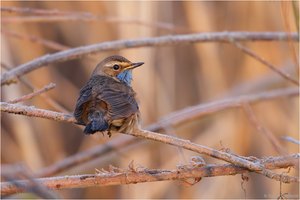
111,118 -> 125,127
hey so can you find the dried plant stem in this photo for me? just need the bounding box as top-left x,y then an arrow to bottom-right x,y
0,102 -> 75,123
242,103 -> 287,155
1,32 -> 298,85
231,41 -> 299,85
152,87 -> 299,129
36,136 -> 137,177
0,6 -> 187,32
1,154 -> 298,196
0,6 -> 75,15
1,30 -> 70,51
281,136 -> 300,145
8,83 -> 56,104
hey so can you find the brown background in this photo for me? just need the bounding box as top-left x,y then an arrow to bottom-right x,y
1,1 -> 299,199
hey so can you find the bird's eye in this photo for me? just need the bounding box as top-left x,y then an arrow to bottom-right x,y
113,64 -> 120,70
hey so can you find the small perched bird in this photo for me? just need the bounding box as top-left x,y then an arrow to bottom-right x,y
74,55 -> 143,137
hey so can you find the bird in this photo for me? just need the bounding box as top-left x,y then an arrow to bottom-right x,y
74,55 -> 143,137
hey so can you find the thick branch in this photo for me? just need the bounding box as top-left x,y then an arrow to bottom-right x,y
1,32 -> 298,85
1,154 -> 298,196
0,102 -> 75,123
1,87 -> 298,178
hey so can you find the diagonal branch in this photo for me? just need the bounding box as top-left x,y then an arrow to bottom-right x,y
242,103 -> 287,155
1,87 -> 298,179
1,154 -> 298,196
35,87 -> 299,177
1,32 -> 299,85
8,83 -> 56,104
1,30 -> 70,51
1,88 -> 299,181
231,41 -> 299,85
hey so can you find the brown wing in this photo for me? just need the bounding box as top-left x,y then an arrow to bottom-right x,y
74,75 -> 139,124
74,76 -> 106,125
74,82 -> 93,125
94,76 -> 139,120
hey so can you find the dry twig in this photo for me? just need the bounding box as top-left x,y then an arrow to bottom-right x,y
1,30 -> 70,51
0,102 -> 75,123
0,6 -> 188,33
281,136 -> 300,145
1,154 -> 298,196
1,32 -> 298,85
1,164 -> 60,198
231,41 -> 299,85
8,83 -> 56,104
242,103 -> 287,155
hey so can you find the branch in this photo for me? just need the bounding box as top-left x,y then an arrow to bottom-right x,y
1,87 -> 298,125
1,87 -> 298,177
151,87 -> 299,129
0,102 -> 75,123
1,154 -> 298,196
36,136 -> 137,177
34,87 -> 299,177
1,88 -> 299,181
128,128 -> 295,182
1,32 -> 298,85
231,41 -> 299,85
1,30 -> 70,51
242,103 -> 287,155
281,136 -> 300,145
8,83 -> 56,104
1,6 -> 188,33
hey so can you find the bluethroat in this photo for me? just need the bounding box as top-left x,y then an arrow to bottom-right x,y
74,55 -> 143,137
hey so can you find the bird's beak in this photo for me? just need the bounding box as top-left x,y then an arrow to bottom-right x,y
125,62 -> 144,70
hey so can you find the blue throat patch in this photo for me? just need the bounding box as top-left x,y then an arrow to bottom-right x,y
116,70 -> 133,86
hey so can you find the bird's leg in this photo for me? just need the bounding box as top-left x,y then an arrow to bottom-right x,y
107,131 -> 112,138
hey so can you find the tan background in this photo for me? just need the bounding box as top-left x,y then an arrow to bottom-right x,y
1,1 -> 299,199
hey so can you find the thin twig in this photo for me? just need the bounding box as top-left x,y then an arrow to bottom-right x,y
1,154 -> 298,196
1,164 -> 60,198
231,41 -> 299,86
0,7 -> 188,33
0,6 -> 77,15
8,83 -> 56,104
1,63 -> 68,112
150,87 -> 299,129
36,136 -> 137,177
1,32 -> 299,85
1,29 -> 70,51
242,103 -> 287,155
281,136 -> 300,145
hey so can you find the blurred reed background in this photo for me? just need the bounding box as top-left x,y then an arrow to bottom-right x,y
1,1 -> 299,199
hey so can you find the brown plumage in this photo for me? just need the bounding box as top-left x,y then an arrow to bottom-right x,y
74,55 -> 143,137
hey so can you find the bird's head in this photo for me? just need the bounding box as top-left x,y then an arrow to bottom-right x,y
92,55 -> 144,86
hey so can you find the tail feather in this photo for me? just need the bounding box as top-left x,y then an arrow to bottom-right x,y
84,111 -> 109,135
